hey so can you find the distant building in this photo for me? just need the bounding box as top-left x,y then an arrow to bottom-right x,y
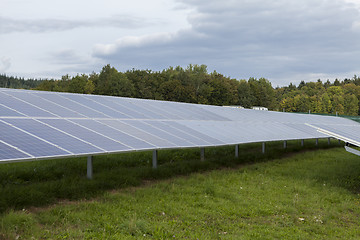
252,106 -> 268,111
223,105 -> 245,109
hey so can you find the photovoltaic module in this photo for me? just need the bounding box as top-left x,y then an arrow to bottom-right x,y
1,87 -> 359,163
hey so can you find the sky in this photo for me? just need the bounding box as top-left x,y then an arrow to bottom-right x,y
1,0 -> 360,86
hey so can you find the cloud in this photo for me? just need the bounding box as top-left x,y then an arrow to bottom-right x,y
92,0 -> 360,84
45,49 -> 104,77
0,57 -> 11,72
93,32 -> 179,56
50,49 -> 88,64
0,15 -> 147,34
352,20 -> 360,31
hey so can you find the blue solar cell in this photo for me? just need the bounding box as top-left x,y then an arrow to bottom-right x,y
284,123 -> 326,138
312,124 -> 360,143
0,141 -> 30,161
87,95 -> 147,119
181,121 -> 240,144
176,106 -> 211,120
0,104 -> 25,117
0,92 -> 56,117
64,94 -> 131,119
120,100 -> 167,119
99,119 -> 176,148
40,119 -> 132,152
4,118 -> 103,155
143,120 -> 210,146
146,101 -> 196,120
0,120 -> 69,157
71,119 -> 155,150
131,99 -> 183,120
123,120 -> 196,147
216,122 -> 251,142
165,121 -> 225,145
5,91 -> 85,118
184,103 -> 230,121
37,92 -> 108,118
112,99 -> 166,119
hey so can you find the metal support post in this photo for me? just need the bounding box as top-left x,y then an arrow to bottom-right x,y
262,142 -> 266,154
328,137 -> 331,145
283,140 -> 287,149
235,144 -> 239,158
315,138 -> 318,146
301,139 -> 304,147
152,150 -> 158,168
87,156 -> 93,179
200,147 -> 205,161
338,139 -> 341,145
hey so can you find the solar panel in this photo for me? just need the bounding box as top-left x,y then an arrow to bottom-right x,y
87,95 -> 147,119
3,90 -> 85,118
38,119 -> 131,152
0,141 -> 31,161
164,121 -> 225,145
98,119 -> 176,148
69,119 -> 155,150
123,120 -> 197,147
0,104 -> 25,117
37,92 -> 109,118
308,123 -> 360,146
63,94 -> 131,119
3,118 -> 102,155
1,87 -> 360,165
144,120 -> 212,146
0,92 -> 57,117
0,120 -> 69,159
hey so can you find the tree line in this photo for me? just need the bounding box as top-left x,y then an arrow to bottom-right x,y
1,64 -> 360,115
0,74 -> 42,89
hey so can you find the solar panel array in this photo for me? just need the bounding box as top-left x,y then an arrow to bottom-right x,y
1,87 -> 359,163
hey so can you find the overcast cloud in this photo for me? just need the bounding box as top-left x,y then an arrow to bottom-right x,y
0,15 -> 146,34
1,0 -> 360,86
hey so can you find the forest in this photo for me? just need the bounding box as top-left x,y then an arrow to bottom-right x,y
1,64 -> 360,115
0,74 -> 42,89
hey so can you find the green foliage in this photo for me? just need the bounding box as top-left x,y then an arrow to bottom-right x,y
238,79 -> 256,108
68,74 -> 88,93
249,77 -> 275,108
94,64 -> 135,97
29,64 -> 278,109
276,75 -> 360,115
0,74 -> 42,89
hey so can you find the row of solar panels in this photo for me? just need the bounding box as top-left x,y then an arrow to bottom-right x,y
0,88 -> 227,120
0,117 -> 330,162
1,87 -> 360,163
1,88 -> 353,124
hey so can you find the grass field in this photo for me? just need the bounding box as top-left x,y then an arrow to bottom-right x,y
1,140 -> 360,239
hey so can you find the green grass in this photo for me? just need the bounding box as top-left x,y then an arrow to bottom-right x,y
0,139 -> 337,213
1,139 -> 359,239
